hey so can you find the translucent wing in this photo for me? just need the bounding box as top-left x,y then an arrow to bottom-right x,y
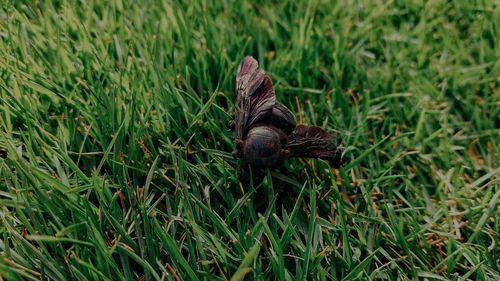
287,125 -> 343,168
234,56 -> 276,142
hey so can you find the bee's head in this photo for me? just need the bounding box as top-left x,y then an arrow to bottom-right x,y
242,126 -> 285,168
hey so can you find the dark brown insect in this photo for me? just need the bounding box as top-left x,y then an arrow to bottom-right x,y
230,56 -> 343,182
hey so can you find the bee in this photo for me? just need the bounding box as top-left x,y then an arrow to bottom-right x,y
230,56 -> 343,182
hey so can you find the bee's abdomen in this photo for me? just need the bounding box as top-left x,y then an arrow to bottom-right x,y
242,126 -> 283,168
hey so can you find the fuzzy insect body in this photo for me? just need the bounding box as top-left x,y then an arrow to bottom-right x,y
231,56 -> 343,181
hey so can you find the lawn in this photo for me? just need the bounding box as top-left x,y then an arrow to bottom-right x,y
0,0 -> 499,280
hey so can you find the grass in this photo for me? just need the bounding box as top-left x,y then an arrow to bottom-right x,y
0,0 -> 499,280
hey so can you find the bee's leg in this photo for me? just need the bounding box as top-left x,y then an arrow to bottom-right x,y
237,165 -> 250,183
281,148 -> 290,158
232,139 -> 244,157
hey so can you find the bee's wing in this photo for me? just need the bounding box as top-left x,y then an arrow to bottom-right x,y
234,56 -> 276,141
287,125 -> 343,168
